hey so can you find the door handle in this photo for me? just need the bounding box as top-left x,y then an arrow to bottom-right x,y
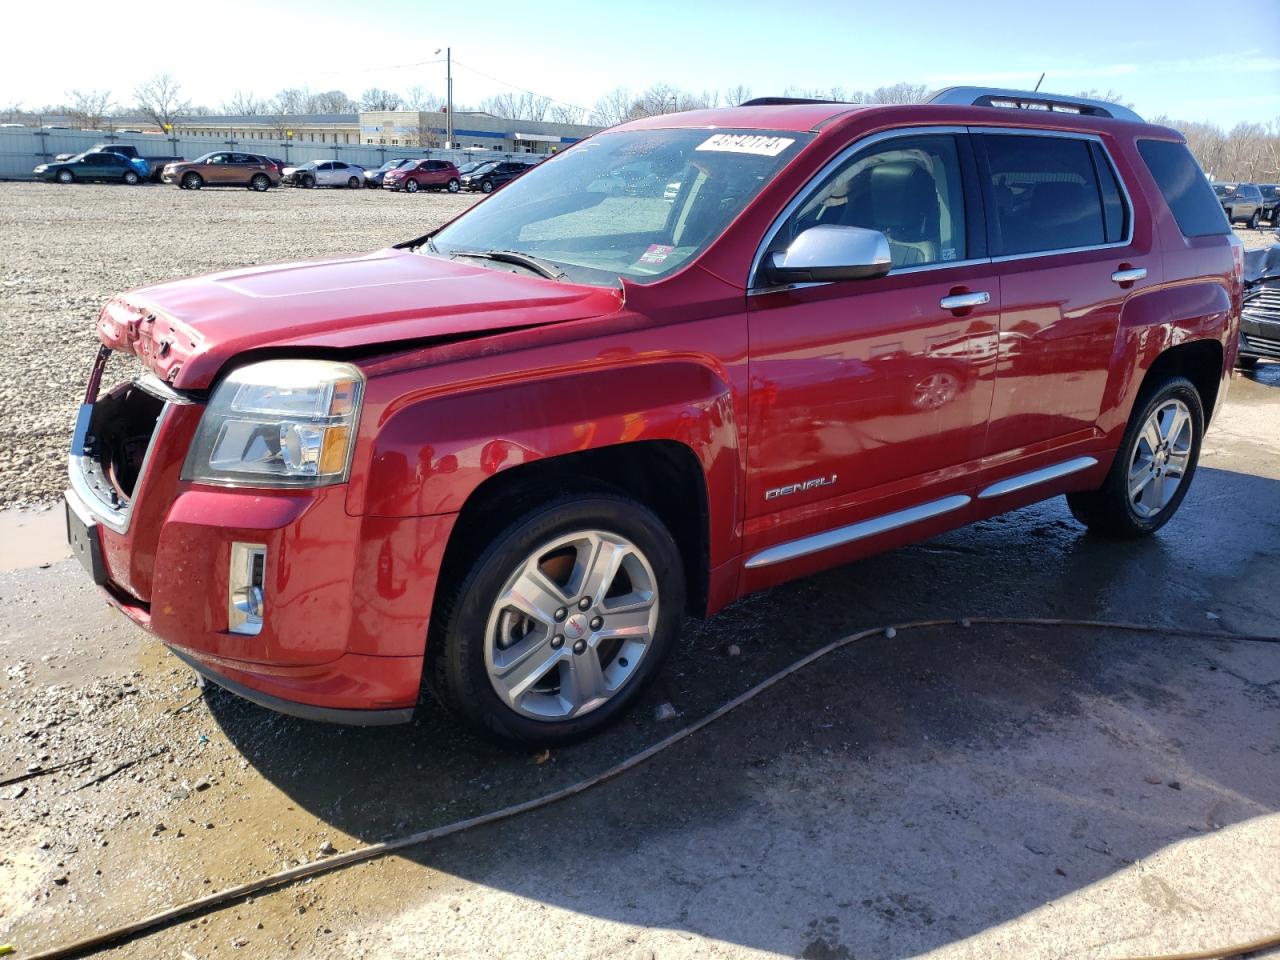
939,291 -> 990,311
1111,267 -> 1147,284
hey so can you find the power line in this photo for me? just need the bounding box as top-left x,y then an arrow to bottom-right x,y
447,59 -> 595,116
313,57 -> 445,77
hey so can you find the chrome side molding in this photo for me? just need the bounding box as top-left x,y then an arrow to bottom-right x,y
977,456 -> 1098,500
744,494 -> 972,570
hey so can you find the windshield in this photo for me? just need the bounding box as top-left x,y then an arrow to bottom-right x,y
430,128 -> 811,285
378,160 -> 407,172
458,161 -> 483,174
470,162 -> 498,175
1261,185 -> 1279,199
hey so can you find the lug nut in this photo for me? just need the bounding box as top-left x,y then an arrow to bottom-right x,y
553,607 -> 567,622
589,616 -> 603,631
550,634 -> 564,650
572,639 -> 587,655
578,596 -> 592,611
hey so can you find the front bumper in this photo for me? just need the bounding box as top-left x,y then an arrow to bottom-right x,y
68,368 -> 456,722
1241,287 -> 1280,358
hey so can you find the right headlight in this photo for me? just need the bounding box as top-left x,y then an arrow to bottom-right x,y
182,359 -> 364,488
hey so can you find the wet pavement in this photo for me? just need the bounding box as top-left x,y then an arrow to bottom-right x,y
1,365 -> 1278,960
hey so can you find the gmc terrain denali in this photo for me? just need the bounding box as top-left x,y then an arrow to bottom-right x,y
65,88 -> 1241,743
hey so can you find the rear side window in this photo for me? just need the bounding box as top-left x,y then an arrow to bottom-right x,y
1137,140 -> 1229,237
1089,142 -> 1127,244
979,134 -> 1110,256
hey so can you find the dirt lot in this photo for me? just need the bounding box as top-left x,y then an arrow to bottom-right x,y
0,183 -> 1278,960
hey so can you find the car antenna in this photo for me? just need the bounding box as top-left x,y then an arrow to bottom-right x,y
1033,72 -> 1045,92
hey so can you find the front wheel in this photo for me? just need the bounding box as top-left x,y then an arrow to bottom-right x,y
250,173 -> 270,192
1248,209 -> 1261,229
480,179 -> 494,194
348,176 -> 360,189
182,172 -> 203,190
1066,376 -> 1204,538
429,493 -> 685,745
57,169 -> 74,184
404,178 -> 419,193
300,174 -> 314,189
122,170 -> 140,185
446,178 -> 460,193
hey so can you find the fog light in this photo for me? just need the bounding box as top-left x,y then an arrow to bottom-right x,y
228,542 -> 267,635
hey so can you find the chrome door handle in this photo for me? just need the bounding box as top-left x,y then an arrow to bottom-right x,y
1111,267 -> 1147,284
939,291 -> 990,311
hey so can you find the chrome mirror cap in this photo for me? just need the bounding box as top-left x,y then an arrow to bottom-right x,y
766,225 -> 892,284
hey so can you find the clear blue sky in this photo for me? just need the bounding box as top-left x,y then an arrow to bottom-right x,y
5,0 -> 1277,126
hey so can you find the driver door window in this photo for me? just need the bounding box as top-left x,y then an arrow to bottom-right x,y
768,134 -> 968,270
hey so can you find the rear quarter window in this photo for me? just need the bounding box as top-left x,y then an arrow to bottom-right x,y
1137,140 -> 1229,237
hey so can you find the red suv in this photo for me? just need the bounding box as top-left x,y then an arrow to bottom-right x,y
66,88 -> 1241,743
383,159 -> 461,193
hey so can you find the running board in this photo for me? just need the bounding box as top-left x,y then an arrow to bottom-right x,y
743,494 -> 972,570
976,456 -> 1098,500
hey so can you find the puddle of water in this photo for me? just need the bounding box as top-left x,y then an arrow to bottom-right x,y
0,506 -> 71,572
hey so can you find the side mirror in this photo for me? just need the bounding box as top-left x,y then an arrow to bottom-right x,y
765,225 -> 892,284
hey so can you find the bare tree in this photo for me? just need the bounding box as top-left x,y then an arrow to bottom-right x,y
134,73 -> 191,131
404,85 -> 434,110
479,91 -> 551,121
865,83 -> 930,104
548,103 -> 587,125
222,90 -> 267,115
0,102 -> 23,123
67,89 -> 114,129
1075,89 -> 1134,108
725,84 -> 753,107
311,89 -> 356,113
591,87 -> 635,127
360,88 -> 404,111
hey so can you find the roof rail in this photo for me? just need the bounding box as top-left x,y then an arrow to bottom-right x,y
928,86 -> 1143,123
739,96 -> 849,107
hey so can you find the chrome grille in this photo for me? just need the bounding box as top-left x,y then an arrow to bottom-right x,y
1244,285 -> 1280,323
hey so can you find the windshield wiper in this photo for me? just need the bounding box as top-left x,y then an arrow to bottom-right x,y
451,249 -> 567,281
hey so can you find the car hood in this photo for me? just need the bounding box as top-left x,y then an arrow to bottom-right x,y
97,247 -> 624,390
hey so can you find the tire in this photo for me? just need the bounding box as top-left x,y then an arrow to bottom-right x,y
480,179 -> 494,194
1066,376 -> 1204,538
56,169 -> 73,184
447,178 -> 460,193
122,170 -> 140,186
1248,209 -> 1261,229
300,174 -> 314,189
429,492 -> 685,745
250,173 -> 270,192
404,178 -> 419,193
348,176 -> 360,189
182,172 -> 203,190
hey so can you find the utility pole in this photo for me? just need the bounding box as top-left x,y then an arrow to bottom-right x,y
446,47 -> 453,149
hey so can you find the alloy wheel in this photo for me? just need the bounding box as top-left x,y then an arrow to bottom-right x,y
483,530 -> 659,720
1128,398 -> 1194,518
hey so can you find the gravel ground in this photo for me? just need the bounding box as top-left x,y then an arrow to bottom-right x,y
0,181 -> 477,507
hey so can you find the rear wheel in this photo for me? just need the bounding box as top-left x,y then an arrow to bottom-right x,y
56,169 -> 74,184
182,172 -> 203,190
122,170 -> 140,185
429,493 -> 685,745
405,178 -> 419,193
250,173 -> 270,192
1067,376 -> 1204,538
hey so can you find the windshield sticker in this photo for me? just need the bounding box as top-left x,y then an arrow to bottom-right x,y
638,244 -> 675,265
696,134 -> 796,157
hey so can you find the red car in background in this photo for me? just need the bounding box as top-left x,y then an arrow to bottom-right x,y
66,88 -> 1239,744
383,159 -> 461,193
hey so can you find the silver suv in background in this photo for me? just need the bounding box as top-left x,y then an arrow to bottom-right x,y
1213,181 -> 1264,228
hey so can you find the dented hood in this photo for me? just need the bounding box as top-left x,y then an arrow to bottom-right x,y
97,248 -> 623,389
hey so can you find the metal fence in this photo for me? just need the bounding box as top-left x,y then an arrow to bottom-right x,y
0,127 -> 533,180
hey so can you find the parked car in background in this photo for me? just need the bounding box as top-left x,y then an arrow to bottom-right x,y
1213,181 -> 1264,228
1240,243 -> 1280,369
66,89 -> 1241,744
364,158 -> 415,188
282,160 -> 365,188
460,159 -> 536,193
455,161 -> 486,176
163,152 -> 280,191
1258,184 -> 1280,224
85,143 -> 184,182
383,159 -> 461,193
33,151 -> 146,185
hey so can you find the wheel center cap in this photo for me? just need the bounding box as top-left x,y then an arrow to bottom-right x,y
564,614 -> 589,640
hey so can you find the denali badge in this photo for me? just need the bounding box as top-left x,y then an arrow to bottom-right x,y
765,474 -> 837,500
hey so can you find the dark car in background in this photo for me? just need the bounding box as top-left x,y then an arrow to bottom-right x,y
1213,181 -> 1264,228
33,151 -> 146,185
364,158 -> 415,188
383,158 -> 461,193
460,159 -> 536,193
1241,243 -> 1280,368
1258,184 -> 1280,224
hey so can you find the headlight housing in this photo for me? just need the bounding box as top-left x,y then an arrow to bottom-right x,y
182,359 -> 364,488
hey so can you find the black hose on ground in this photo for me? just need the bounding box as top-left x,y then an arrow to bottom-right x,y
18,616 -> 1280,960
